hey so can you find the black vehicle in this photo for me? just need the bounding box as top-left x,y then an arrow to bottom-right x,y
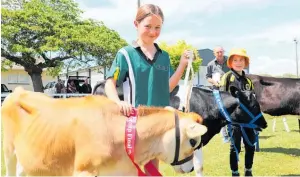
1,84 -> 12,103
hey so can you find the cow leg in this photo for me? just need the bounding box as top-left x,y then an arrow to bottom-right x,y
3,147 -> 17,177
16,159 -> 26,177
193,148 -> 204,177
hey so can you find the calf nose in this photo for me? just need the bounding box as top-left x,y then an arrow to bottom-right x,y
255,127 -> 262,132
263,122 -> 268,129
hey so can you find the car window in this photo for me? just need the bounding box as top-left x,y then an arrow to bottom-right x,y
1,84 -> 9,92
65,76 -> 89,91
78,80 -> 85,86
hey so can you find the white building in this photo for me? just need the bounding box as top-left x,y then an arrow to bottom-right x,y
1,64 -> 56,92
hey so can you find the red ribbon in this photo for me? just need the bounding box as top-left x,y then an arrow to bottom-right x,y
125,108 -> 162,176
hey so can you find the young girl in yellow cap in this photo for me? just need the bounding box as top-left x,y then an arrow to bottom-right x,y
220,48 -> 255,176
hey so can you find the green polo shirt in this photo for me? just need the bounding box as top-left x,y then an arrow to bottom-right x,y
106,42 -> 174,107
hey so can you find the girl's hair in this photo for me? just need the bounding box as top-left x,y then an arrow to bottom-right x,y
135,4 -> 164,23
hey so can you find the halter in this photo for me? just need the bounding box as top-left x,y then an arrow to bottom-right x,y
212,89 -> 262,161
170,112 -> 194,166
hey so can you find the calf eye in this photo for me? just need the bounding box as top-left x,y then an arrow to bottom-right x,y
189,139 -> 197,147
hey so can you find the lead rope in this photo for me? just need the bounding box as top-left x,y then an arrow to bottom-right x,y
179,50 -> 195,113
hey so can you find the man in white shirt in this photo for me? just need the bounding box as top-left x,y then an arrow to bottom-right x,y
206,46 -> 230,143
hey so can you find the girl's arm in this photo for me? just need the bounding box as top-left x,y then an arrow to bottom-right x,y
105,78 -> 121,103
105,78 -> 132,116
169,50 -> 190,92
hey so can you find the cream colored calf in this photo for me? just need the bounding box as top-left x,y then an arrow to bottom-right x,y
2,87 -> 207,176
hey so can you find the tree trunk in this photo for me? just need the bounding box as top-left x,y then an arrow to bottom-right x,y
25,67 -> 44,92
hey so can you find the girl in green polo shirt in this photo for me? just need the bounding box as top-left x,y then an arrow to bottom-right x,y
105,4 -> 191,174
105,4 -> 190,116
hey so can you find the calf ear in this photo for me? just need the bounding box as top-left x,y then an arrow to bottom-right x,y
187,112 -> 203,123
185,123 -> 207,138
229,86 -> 240,98
164,106 -> 176,112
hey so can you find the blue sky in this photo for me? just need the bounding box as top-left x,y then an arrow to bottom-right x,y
75,0 -> 300,76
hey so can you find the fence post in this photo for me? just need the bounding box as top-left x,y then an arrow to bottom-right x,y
282,117 -> 290,132
298,118 -> 300,133
272,118 -> 276,132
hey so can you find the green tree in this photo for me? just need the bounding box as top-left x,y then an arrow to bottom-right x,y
44,61 -> 64,77
1,59 -> 14,71
159,40 -> 202,80
1,0 -> 127,92
79,20 -> 127,78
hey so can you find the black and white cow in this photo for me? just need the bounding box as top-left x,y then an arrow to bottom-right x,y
170,85 -> 267,146
247,74 -> 300,116
92,81 -> 268,176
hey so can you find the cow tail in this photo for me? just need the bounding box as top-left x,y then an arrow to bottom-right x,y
1,86 -> 26,116
1,86 -> 39,125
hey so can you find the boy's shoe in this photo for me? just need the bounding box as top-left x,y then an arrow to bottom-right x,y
232,171 -> 240,176
245,169 -> 253,176
232,172 -> 240,176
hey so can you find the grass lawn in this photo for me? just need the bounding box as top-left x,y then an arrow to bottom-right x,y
1,115 -> 300,176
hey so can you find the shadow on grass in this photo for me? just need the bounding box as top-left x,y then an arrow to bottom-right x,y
281,174 -> 300,176
259,135 -> 274,139
291,130 -> 300,133
260,147 -> 300,157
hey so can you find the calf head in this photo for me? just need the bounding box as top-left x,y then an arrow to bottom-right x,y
159,117 -> 207,173
229,86 -> 268,129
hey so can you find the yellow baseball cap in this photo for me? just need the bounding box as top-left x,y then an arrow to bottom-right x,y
227,48 -> 250,68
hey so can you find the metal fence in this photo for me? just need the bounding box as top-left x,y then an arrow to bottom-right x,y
44,93 -> 91,98
1,93 -> 91,104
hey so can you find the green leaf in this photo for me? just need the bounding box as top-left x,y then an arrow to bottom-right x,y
159,40 -> 202,80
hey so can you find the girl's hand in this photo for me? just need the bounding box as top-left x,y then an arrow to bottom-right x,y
116,100 -> 133,117
180,50 -> 194,68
